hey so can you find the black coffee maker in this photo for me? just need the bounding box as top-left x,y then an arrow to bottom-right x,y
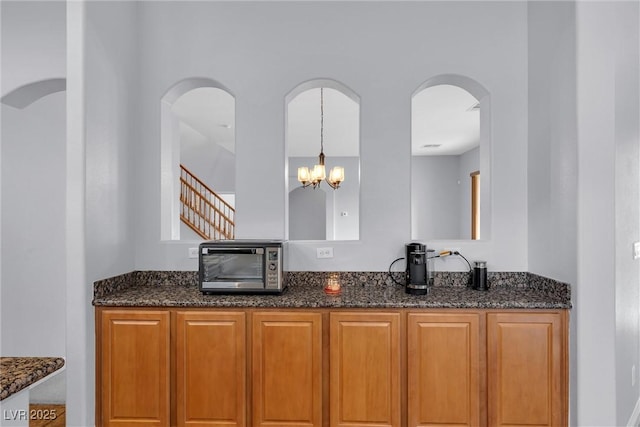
405,243 -> 430,295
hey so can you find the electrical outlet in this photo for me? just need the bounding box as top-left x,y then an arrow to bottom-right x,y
317,247 -> 334,259
634,242 -> 640,260
188,247 -> 199,259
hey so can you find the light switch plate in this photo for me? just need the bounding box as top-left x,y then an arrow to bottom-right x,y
634,242 -> 640,260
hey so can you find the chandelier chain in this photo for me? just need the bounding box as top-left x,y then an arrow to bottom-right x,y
320,87 -> 324,154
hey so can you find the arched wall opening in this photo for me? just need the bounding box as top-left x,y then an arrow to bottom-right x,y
1,80 -> 67,403
411,74 -> 492,241
285,79 -> 360,241
1,78 -> 66,109
160,78 -> 235,241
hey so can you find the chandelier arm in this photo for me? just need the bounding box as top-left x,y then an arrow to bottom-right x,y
325,178 -> 339,190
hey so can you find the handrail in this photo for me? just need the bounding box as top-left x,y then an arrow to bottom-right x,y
179,164 -> 235,240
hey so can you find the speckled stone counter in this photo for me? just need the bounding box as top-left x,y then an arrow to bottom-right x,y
0,357 -> 65,401
93,271 -> 571,309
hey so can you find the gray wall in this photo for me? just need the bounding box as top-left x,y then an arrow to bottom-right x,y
0,0 -> 67,401
67,1 -> 139,424
526,2 -> 579,423
575,1 -> 640,425
1,93 -> 67,356
529,2 -> 640,425
134,1 -> 529,272
411,148 -> 479,241
180,123 -> 236,194
289,187 -> 327,240
613,3 -> 640,422
411,155 -> 461,240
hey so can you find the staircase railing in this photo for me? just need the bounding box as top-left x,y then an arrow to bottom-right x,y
180,164 -> 235,240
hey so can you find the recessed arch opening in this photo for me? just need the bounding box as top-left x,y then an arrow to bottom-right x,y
285,78 -> 360,241
1,78 -> 66,109
411,74 -> 492,241
160,77 -> 236,241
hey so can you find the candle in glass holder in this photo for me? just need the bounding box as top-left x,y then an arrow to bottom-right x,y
324,274 -> 341,295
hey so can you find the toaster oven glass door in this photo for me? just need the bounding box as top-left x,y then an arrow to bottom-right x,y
201,248 -> 264,288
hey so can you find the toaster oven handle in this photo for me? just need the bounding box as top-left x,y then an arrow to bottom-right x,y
202,247 -> 264,255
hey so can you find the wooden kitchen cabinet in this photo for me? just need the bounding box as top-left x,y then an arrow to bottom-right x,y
174,311 -> 246,427
98,309 -> 170,427
329,312 -> 402,427
487,311 -> 567,427
407,312 -> 483,427
252,311 -> 323,427
97,307 -> 568,427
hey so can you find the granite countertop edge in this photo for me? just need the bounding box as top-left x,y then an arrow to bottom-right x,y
93,271 -> 572,310
0,357 -> 65,401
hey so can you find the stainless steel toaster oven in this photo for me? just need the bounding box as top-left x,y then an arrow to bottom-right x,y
198,240 -> 284,294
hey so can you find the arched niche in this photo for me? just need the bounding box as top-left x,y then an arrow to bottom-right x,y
285,79 -> 360,241
1,80 -> 67,356
160,77 -> 236,241
411,74 -> 491,241
1,78 -> 66,108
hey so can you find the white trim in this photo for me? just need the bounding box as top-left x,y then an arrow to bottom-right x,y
24,365 -> 65,395
628,396 -> 640,427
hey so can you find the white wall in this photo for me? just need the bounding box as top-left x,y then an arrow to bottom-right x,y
612,4 -> 640,422
526,2 -> 579,422
134,1 -> 529,272
64,1 -> 139,425
0,1 -> 66,98
84,0 -> 138,280
528,2 -> 578,285
0,0 -> 67,366
1,93 -> 67,356
412,155 -> 460,240
575,1 -> 640,425
411,148 -> 479,241
180,123 -> 236,194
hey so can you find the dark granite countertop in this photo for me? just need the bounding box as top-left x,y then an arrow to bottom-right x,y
0,357 -> 65,401
93,271 -> 571,310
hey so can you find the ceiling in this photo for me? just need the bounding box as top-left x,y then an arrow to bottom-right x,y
171,87 -> 236,154
412,84 -> 480,156
171,84 -> 480,158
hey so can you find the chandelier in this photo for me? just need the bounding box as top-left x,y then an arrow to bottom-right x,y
297,88 -> 344,190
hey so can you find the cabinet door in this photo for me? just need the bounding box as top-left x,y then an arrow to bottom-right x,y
329,312 -> 401,427
175,311 -> 246,427
252,311 -> 323,427
407,312 -> 482,427
100,310 -> 170,427
487,312 -> 567,427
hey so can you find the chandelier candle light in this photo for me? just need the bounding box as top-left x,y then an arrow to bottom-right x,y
297,88 -> 345,189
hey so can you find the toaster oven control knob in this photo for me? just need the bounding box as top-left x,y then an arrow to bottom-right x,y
268,263 -> 277,271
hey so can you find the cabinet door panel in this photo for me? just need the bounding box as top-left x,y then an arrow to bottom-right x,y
488,312 -> 565,427
101,310 -> 170,427
175,311 -> 246,427
252,311 -> 323,427
408,312 -> 481,427
330,312 -> 401,427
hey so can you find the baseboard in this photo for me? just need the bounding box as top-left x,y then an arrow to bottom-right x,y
628,396 -> 640,427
